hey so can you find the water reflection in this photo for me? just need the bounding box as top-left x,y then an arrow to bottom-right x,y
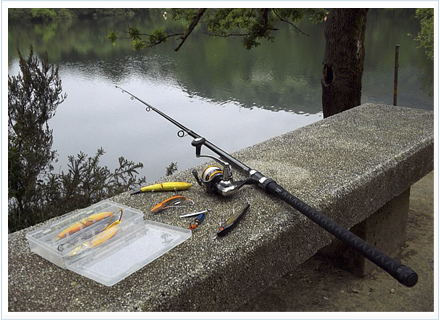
8,9 -> 433,181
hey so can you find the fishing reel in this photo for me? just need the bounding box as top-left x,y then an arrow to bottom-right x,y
191,137 -> 255,196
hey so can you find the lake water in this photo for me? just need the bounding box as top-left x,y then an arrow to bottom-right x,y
8,9 -> 433,182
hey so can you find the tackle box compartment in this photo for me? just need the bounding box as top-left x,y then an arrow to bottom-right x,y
66,220 -> 192,286
26,200 -> 144,268
26,200 -> 191,286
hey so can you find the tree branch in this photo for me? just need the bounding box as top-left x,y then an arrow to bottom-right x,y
174,8 -> 207,52
272,9 -> 309,36
150,32 -> 184,47
204,31 -> 252,38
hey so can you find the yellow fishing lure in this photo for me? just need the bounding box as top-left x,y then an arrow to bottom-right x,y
131,182 -> 192,195
67,210 -> 123,257
56,211 -> 114,240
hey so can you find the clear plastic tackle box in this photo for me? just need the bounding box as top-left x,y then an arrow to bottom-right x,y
26,200 -> 191,286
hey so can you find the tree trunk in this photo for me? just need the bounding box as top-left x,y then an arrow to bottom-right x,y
321,9 -> 368,118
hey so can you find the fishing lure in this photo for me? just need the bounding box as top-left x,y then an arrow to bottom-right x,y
179,209 -> 211,218
188,212 -> 206,230
131,182 -> 192,195
215,201 -> 250,238
150,195 -> 194,214
57,215 -> 113,252
67,210 -> 123,257
56,211 -> 114,240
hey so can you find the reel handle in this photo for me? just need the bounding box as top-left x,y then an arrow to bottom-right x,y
192,169 -> 203,186
191,137 -> 206,157
191,137 -> 233,183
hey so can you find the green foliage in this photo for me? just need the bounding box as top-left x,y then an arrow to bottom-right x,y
414,8 -> 434,60
8,49 -> 146,232
148,29 -> 169,46
165,162 -> 178,176
8,47 -> 66,196
110,8 -> 327,51
8,8 -> 149,22
109,26 -> 173,51
107,30 -> 118,45
44,149 -> 146,214
128,27 -> 147,50
31,8 -> 57,22
56,8 -> 73,20
8,8 -> 33,21
8,47 -> 66,230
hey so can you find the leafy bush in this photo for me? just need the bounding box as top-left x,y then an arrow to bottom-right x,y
415,8 -> 434,60
31,8 -> 57,22
8,48 -> 146,232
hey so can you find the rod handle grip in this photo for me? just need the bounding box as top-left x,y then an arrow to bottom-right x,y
265,181 -> 418,287
395,265 -> 418,287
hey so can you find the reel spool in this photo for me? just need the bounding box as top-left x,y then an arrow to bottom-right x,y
191,137 -> 251,196
200,165 -> 224,194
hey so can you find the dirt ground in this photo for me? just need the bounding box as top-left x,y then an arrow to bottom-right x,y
240,171 -> 435,312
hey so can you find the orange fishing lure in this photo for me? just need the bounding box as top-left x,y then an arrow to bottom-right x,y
150,195 -> 194,214
57,211 -> 114,240
67,210 -> 123,257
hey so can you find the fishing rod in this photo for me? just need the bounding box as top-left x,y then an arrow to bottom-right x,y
116,86 -> 418,287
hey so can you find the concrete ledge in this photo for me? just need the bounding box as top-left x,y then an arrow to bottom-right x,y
318,187 -> 411,276
8,104 -> 433,311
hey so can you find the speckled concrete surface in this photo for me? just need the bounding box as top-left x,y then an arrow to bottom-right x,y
8,104 -> 433,312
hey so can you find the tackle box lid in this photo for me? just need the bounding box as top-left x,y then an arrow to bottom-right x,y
26,200 -> 191,286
